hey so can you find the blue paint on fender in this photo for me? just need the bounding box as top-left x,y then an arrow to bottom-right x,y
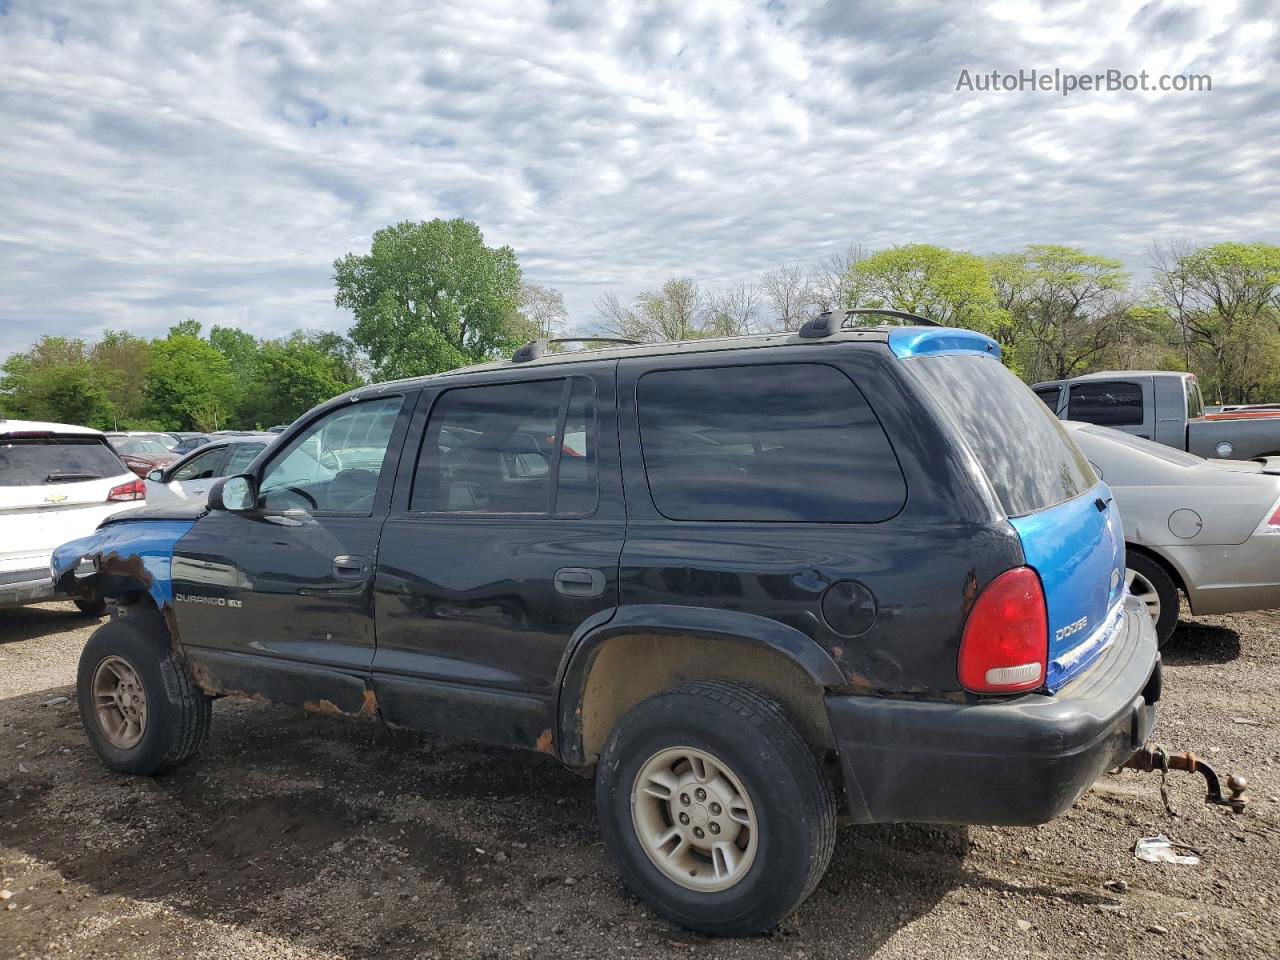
52,520 -> 195,610
1009,482 -> 1126,691
888,327 -> 1001,359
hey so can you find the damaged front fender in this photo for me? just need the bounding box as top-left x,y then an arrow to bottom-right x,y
51,520 -> 196,610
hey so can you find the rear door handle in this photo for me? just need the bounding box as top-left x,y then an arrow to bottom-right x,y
554,567 -> 606,598
333,555 -> 371,578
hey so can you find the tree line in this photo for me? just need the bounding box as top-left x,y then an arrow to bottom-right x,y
3,219 -> 1278,430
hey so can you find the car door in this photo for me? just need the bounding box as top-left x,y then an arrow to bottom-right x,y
148,444 -> 230,505
171,394 -> 414,713
372,363 -> 624,747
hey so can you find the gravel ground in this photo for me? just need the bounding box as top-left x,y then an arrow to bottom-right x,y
1,601 -> 1278,960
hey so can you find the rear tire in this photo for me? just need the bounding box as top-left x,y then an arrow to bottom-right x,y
76,617 -> 212,775
595,680 -> 836,936
1125,549 -> 1179,647
73,597 -> 107,618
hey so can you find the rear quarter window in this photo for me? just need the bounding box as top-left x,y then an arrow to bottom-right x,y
907,354 -> 1097,517
636,362 -> 906,522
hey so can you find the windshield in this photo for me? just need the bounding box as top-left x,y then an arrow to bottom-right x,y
114,437 -> 171,456
0,437 -> 129,486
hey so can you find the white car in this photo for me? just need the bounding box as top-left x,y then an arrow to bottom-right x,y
0,419 -> 145,615
143,434 -> 274,506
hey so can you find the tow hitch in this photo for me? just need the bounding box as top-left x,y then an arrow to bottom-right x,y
1124,745 -> 1249,814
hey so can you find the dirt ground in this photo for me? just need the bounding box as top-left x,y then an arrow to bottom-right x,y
1,602 -> 1277,960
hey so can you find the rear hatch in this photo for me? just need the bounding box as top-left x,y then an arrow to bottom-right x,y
907,353 -> 1125,691
0,434 -> 141,575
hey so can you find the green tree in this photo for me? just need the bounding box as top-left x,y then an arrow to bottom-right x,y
1149,241 -> 1280,403
90,330 -> 152,428
247,331 -> 365,426
990,245 -> 1133,381
334,219 -> 524,378
0,337 -> 115,427
144,335 -> 235,430
169,319 -> 202,339
847,244 -> 1005,332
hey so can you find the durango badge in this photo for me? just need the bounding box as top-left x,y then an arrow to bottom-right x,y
175,594 -> 242,608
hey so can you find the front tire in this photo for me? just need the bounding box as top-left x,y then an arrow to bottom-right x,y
76,617 -> 212,775
596,680 -> 836,936
1125,549 -> 1179,647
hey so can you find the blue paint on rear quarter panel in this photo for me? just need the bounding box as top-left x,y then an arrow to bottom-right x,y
1009,482 -> 1126,691
51,520 -> 195,610
887,327 -> 1001,359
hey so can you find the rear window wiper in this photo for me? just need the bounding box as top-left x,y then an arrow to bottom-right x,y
44,472 -> 101,483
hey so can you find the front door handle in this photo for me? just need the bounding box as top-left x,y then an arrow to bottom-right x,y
333,555 -> 371,578
554,567 -> 606,598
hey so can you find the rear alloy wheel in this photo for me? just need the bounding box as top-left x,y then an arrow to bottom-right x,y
596,680 -> 835,936
632,746 -> 759,892
1124,549 -> 1179,647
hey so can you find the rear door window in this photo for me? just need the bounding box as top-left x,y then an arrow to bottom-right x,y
172,445 -> 228,482
1067,381 -> 1144,426
411,378 -> 599,516
635,363 -> 905,522
908,354 -> 1096,517
0,437 -> 128,486
223,442 -> 266,475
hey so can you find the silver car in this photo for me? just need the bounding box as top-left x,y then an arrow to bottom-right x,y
1065,421 -> 1280,644
143,434 -> 276,506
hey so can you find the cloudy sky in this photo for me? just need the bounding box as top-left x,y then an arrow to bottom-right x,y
1,0 -> 1277,357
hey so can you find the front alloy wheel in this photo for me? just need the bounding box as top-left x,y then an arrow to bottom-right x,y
632,746 -> 758,892
91,654 -> 148,749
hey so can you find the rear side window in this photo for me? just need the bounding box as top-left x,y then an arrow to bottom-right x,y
0,437 -> 128,486
1185,379 -> 1204,419
1067,381 -> 1144,426
636,363 -> 906,522
1034,385 -> 1060,410
411,377 -> 598,516
908,354 -> 1096,517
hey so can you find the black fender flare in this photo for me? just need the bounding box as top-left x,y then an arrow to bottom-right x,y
553,604 -> 845,766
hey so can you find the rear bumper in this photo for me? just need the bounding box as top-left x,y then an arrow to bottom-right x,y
0,567 -> 55,607
827,594 -> 1160,826
1162,541 -> 1280,615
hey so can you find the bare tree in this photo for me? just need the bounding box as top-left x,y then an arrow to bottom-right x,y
759,263 -> 814,331
704,282 -> 762,336
518,283 -> 569,339
595,278 -> 705,342
808,244 -> 868,313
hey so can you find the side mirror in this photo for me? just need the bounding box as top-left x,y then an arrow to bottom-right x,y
209,474 -> 257,512
146,468 -> 164,482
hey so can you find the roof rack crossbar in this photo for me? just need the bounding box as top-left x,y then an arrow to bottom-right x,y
797,308 -> 940,339
512,336 -> 642,363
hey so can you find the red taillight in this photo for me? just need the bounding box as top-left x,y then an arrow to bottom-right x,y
107,478 -> 145,502
958,567 -> 1048,694
1268,503 -> 1280,528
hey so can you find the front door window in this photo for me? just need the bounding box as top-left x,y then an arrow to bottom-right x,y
259,398 -> 403,513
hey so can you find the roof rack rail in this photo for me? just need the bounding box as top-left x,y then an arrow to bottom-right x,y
797,308 -> 940,339
512,336 -> 641,363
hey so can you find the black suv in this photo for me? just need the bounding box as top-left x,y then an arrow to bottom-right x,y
54,322 -> 1160,935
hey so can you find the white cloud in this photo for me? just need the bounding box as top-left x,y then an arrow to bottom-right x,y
0,0 -> 1277,357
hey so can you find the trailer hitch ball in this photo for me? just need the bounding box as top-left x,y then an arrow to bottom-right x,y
1123,746 -> 1249,814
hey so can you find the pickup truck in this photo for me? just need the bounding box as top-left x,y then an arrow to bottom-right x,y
1033,371 -> 1280,461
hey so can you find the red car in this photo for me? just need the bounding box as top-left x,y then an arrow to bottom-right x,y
105,434 -> 178,478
